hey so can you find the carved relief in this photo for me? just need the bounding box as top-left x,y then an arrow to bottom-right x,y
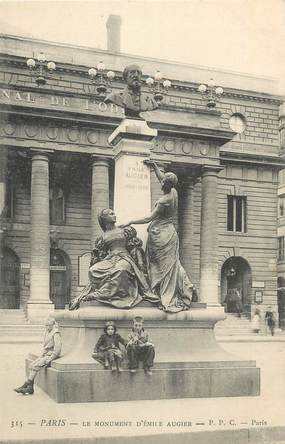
198,142 -> 210,156
3,123 -> 17,136
66,127 -> 81,143
0,119 -> 110,149
24,124 -> 40,138
181,141 -> 193,155
46,126 -> 59,140
153,137 -> 213,158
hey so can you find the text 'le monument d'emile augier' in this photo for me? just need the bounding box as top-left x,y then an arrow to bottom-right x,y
0,14 -> 285,403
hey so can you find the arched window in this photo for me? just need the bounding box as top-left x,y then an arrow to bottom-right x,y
49,186 -> 65,225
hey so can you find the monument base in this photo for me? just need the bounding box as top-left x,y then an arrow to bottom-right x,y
26,301 -> 54,324
26,305 -> 260,403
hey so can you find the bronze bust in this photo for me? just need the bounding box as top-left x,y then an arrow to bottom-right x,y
105,64 -> 158,118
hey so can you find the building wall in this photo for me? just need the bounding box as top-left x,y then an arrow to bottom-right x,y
0,34 -> 282,317
218,165 -> 278,313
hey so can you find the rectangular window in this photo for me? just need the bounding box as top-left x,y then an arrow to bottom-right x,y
50,187 -> 66,225
227,195 -> 247,232
278,237 -> 285,261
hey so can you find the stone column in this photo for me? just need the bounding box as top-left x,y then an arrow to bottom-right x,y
0,147 -> 7,303
199,166 -> 222,305
179,177 -> 195,281
90,157 -> 110,247
28,150 -> 54,322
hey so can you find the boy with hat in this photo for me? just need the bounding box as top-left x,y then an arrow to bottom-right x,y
126,316 -> 155,375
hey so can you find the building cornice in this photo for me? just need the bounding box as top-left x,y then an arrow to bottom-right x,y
220,150 -> 285,169
0,53 -> 282,106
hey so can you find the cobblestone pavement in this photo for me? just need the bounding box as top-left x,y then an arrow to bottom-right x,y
0,341 -> 285,442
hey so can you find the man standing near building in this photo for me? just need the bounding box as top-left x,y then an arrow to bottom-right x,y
265,307 -> 276,336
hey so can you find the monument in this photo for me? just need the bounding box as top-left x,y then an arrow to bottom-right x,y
27,64 -> 260,403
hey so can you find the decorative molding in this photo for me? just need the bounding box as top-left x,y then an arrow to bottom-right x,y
0,54 -> 282,105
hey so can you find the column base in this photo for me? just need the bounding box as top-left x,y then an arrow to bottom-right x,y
27,301 -> 55,324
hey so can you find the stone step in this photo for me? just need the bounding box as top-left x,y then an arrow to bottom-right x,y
0,324 -> 44,336
215,314 -> 253,336
0,309 -> 27,324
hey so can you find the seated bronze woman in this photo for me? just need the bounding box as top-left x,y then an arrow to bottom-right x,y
69,209 -> 158,310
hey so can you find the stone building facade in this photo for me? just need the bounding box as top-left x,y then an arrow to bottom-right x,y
277,103 -> 285,328
0,32 -> 283,324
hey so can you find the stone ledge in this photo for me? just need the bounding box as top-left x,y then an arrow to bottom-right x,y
55,306 -> 225,324
26,357 -> 260,404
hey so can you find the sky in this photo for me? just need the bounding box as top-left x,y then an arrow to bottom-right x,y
0,0 -> 285,90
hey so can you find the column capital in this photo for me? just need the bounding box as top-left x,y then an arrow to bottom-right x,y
180,167 -> 201,188
201,165 -> 223,177
30,148 -> 54,161
90,155 -> 111,167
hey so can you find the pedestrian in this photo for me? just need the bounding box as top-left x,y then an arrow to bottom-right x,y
14,317 -> 61,395
265,307 -> 276,336
251,308 -> 261,334
235,287 -> 243,317
92,321 -> 126,372
126,316 -> 155,376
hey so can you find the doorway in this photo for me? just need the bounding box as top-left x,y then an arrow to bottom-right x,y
220,256 -> 252,314
50,249 -> 71,309
0,247 -> 20,309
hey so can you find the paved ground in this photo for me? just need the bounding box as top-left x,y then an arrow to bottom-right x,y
0,340 -> 285,443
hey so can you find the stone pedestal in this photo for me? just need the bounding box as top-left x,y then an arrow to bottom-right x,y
28,305 -> 260,403
109,119 -> 157,244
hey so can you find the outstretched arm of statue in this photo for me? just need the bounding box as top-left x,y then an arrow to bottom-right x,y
143,159 -> 165,183
120,205 -> 162,227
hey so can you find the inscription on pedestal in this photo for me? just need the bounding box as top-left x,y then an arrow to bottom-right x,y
114,155 -> 151,244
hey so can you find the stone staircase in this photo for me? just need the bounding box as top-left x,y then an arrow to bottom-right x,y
215,313 -> 253,336
0,309 -> 257,339
0,309 -> 27,325
0,309 -> 44,341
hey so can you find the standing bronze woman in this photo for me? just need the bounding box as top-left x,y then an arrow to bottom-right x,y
122,161 -> 194,312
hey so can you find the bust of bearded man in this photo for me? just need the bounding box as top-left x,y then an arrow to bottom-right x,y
105,64 -> 158,118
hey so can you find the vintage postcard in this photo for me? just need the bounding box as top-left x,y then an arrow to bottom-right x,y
0,1 -> 285,443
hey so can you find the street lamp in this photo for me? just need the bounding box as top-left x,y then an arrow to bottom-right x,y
87,61 -> 115,99
146,70 -> 171,103
198,78 -> 224,108
26,52 -> 56,86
